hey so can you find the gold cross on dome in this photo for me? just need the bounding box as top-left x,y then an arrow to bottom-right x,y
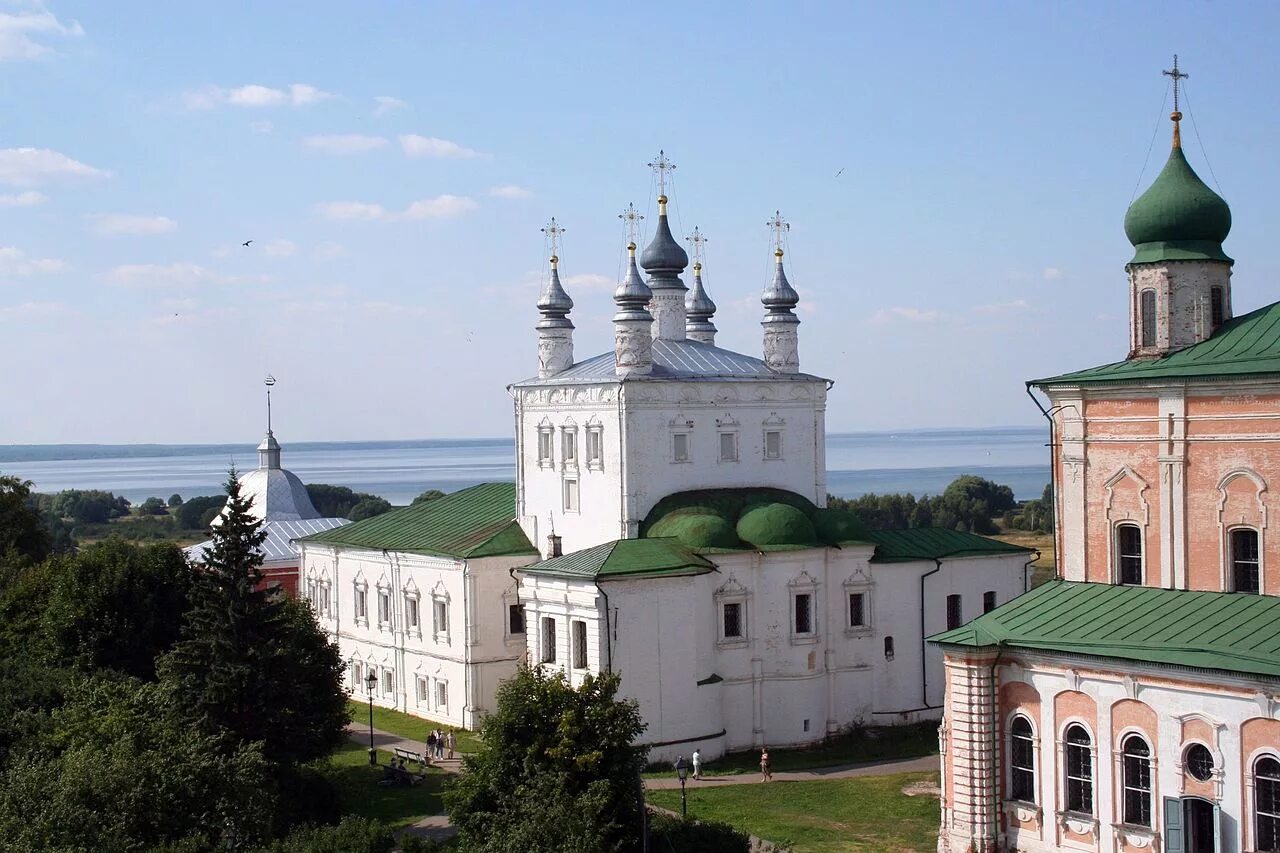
540,217 -> 564,258
1163,54 -> 1189,113
686,226 -> 708,266
647,149 -> 676,197
767,210 -> 790,253
618,202 -> 644,245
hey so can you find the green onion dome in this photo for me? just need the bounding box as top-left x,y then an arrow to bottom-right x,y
1124,142 -> 1232,264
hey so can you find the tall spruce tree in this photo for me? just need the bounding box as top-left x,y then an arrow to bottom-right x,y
158,471 -> 347,766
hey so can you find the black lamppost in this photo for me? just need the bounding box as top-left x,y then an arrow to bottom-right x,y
365,670 -> 378,765
674,755 -> 688,820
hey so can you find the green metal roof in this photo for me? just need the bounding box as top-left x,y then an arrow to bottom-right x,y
521,538 -> 715,580
296,482 -> 536,559
930,580 -> 1280,679
1032,300 -> 1280,387
862,528 -> 1034,563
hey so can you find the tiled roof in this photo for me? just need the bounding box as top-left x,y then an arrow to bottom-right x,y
186,516 -> 350,565
520,538 -> 715,580
511,338 -> 827,385
862,528 -> 1034,563
297,482 -> 536,559
930,580 -> 1280,678
1032,300 -> 1280,386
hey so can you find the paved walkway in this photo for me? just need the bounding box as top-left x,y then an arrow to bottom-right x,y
641,753 -> 939,789
344,724 -> 466,774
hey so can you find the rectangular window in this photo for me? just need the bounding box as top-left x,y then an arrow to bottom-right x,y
572,620 -> 588,669
1010,719 -> 1036,803
1065,729 -> 1093,815
672,432 -> 689,463
1117,524 -> 1143,585
382,669 -> 395,697
435,680 -> 448,710
1211,286 -> 1225,331
319,584 -> 330,615
946,594 -> 962,630
849,593 -> 865,627
563,478 -> 579,512
406,597 -> 419,630
719,432 -> 738,462
1233,528 -> 1261,594
562,429 -> 577,465
433,599 -> 448,635
884,636 -> 894,659
794,593 -> 813,634
416,677 -> 428,704
1140,289 -> 1156,348
509,603 -> 526,635
586,428 -> 602,466
538,430 -> 553,465
723,602 -> 743,638
983,591 -> 997,613
764,430 -> 782,460
378,591 -> 390,624
352,661 -> 363,691
541,617 -> 557,663
355,587 -> 367,620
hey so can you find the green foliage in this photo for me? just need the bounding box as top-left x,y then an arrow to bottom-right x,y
446,665 -> 647,853
1007,483 -> 1054,534
261,816 -> 398,853
412,489 -> 447,504
159,471 -> 348,766
175,494 -> 226,529
168,493 -> 184,507
50,489 -> 130,524
0,475 -> 51,567
139,496 -> 169,515
349,496 -> 393,521
647,811 -> 750,852
306,483 -> 387,519
827,474 -> 1030,535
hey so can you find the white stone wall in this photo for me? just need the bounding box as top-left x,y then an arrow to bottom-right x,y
1128,260 -> 1232,357
298,542 -> 530,730
518,546 -> 1028,763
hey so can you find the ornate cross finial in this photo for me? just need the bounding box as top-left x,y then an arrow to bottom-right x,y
647,149 -> 676,198
767,210 -> 790,255
1163,54 -> 1189,113
686,226 -> 708,267
264,374 -> 276,433
618,202 -> 644,245
541,217 -> 565,261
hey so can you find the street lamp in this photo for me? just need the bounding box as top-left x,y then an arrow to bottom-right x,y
674,755 -> 688,820
365,670 -> 378,765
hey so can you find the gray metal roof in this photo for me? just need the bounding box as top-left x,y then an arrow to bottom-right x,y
513,338 -> 827,386
186,517 -> 350,566
234,467 -> 321,522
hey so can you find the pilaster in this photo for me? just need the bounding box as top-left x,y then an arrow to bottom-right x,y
939,649 -> 1000,853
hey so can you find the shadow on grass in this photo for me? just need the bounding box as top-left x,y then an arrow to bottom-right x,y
317,742 -> 447,830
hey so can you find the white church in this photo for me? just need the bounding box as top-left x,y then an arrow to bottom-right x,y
297,154 -> 1031,761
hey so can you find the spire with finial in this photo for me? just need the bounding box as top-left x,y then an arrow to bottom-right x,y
1163,54 -> 1188,149
640,150 -> 690,341
535,217 -> 575,378
684,226 -> 717,345
258,375 -> 282,469
613,204 -> 655,376
761,211 -> 800,373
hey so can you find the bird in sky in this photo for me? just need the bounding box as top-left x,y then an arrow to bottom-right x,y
242,239 -> 254,247
834,168 -> 844,178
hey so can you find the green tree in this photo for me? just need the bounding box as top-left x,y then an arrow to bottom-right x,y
174,494 -> 226,529
158,471 -> 348,766
348,496 -> 392,521
139,496 -> 168,515
50,489 -> 125,524
262,816 -> 399,853
0,475 -> 50,567
168,493 -> 184,508
446,665 -> 647,853
412,489 -> 447,504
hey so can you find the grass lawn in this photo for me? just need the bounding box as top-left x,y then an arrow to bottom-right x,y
644,721 -> 937,778
647,771 -> 940,852
316,742 -> 447,829
347,699 -> 485,754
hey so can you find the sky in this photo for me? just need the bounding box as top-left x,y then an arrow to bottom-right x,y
3,1 -> 1280,444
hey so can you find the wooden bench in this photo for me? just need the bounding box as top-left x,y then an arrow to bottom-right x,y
392,746 -> 428,776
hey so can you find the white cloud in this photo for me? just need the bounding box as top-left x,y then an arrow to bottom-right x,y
398,134 -> 484,159
0,300 -> 66,321
870,306 -> 941,325
315,195 -> 477,222
972,299 -> 1037,316
0,147 -> 110,186
0,246 -> 64,276
89,214 -> 177,236
0,190 -> 46,206
106,262 -> 270,288
302,134 -> 387,155
562,272 -> 613,292
185,82 -> 336,110
262,239 -> 296,257
1043,267 -> 1063,281
313,242 -> 348,260
373,95 -> 406,117
489,184 -> 533,200
0,3 -> 83,62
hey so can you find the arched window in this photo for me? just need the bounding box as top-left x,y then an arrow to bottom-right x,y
1232,528 -> 1261,594
1064,725 -> 1093,815
1122,735 -> 1152,827
1010,715 -> 1036,802
1257,756 -> 1280,852
1210,286 -> 1225,332
1140,290 -> 1157,348
1116,524 -> 1144,585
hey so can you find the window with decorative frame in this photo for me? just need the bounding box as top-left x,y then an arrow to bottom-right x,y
1010,715 -> 1036,803
843,576 -> 872,637
718,431 -> 738,462
790,585 -> 816,641
571,619 -> 588,669
714,577 -> 750,648
537,420 -> 554,468
1116,523 -> 1144,586
1121,734 -> 1152,827
435,679 -> 448,711
672,432 -> 690,463
432,596 -> 448,640
354,582 -> 368,623
1064,724 -> 1094,815
382,668 -> 395,698
377,588 -> 391,627
563,478 -> 579,513
405,593 -> 420,634
586,421 -> 604,470
764,430 -> 783,460
541,617 -> 557,663
1232,527 -> 1261,594
318,581 -> 331,616
1255,755 -> 1280,852
561,424 -> 578,469
415,676 -> 428,705
351,660 -> 363,692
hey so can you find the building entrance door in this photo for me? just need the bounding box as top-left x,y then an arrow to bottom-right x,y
1164,797 -> 1220,853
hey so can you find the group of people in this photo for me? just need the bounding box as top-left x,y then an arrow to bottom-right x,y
378,756 -> 420,787
425,728 -> 455,762
673,748 -> 773,782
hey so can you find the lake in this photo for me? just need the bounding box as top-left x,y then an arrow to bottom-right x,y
0,427 -> 1050,505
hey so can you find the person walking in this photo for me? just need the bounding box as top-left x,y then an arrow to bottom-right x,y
435,729 -> 445,760
425,730 -> 436,765
691,748 -> 702,780
759,747 -> 771,782
446,729 -> 456,760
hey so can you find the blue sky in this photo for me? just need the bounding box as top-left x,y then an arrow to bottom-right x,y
3,1 -> 1279,444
